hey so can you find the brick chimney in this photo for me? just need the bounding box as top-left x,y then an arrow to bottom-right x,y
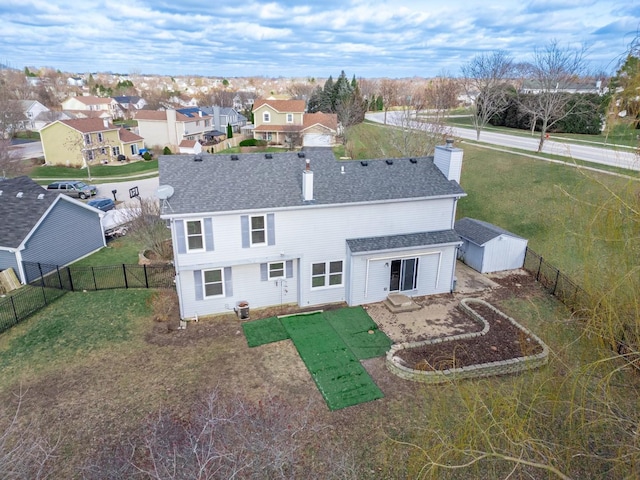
434,138 -> 463,183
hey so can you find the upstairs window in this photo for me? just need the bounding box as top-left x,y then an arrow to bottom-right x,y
263,112 -> 270,123
250,215 -> 266,246
286,113 -> 293,123
186,220 -> 204,251
97,132 -> 104,142
84,134 -> 91,145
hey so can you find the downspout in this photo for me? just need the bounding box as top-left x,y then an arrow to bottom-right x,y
170,219 -> 186,319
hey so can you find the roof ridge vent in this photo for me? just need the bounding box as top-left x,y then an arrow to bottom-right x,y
409,158 -> 418,164
194,154 -> 203,162
231,154 -> 239,161
360,161 -> 368,166
297,152 -> 305,158
265,153 -> 273,159
385,159 -> 393,165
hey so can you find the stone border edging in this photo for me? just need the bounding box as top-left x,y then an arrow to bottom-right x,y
385,298 -> 549,384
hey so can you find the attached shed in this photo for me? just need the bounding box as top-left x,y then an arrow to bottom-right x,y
455,217 -> 528,274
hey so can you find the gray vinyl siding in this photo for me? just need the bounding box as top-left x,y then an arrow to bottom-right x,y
172,196 -> 456,317
347,245 -> 457,306
459,235 -> 528,273
21,200 -> 104,271
0,250 -> 19,279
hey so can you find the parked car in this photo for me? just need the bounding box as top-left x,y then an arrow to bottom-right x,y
87,197 -> 115,212
47,181 -> 97,199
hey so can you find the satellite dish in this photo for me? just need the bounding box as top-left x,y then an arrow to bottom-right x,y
156,185 -> 174,200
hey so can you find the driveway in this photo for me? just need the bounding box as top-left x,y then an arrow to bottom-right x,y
93,177 -> 160,206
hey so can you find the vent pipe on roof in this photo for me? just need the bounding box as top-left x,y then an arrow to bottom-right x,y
103,118 -> 109,129
302,159 -> 313,201
16,192 -> 23,198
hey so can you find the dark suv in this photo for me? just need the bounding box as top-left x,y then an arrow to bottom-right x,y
47,181 -> 97,199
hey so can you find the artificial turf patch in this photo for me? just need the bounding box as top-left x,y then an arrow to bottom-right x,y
279,312 -> 384,411
241,316 -> 289,347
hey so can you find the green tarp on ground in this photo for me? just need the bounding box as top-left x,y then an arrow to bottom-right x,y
242,307 -> 392,411
279,311 -> 384,411
242,316 -> 289,347
323,307 -> 392,360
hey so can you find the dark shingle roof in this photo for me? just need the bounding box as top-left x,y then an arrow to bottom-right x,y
454,217 -> 523,246
158,151 -> 465,215
0,176 -> 58,248
347,230 -> 461,253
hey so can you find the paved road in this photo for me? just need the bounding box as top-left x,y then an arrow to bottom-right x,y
365,111 -> 639,172
9,141 -> 44,160
94,177 -> 160,207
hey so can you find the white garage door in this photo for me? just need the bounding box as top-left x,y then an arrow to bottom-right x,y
303,133 -> 331,147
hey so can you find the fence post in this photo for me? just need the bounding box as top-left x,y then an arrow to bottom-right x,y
536,255 -> 543,281
67,266 -> 75,292
552,269 -> 560,295
92,267 -> 97,291
38,263 -> 45,287
56,265 -> 63,289
123,264 -> 129,289
144,264 -> 149,289
10,296 -> 18,325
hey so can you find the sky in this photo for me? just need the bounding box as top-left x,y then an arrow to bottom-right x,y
0,0 -> 637,79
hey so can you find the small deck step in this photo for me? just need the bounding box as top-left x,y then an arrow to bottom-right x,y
383,293 -> 422,313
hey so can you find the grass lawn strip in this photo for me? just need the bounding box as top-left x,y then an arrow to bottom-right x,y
279,312 -> 383,411
241,316 -> 289,347
323,307 -> 392,360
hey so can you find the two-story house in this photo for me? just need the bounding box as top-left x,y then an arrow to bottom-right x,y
201,106 -> 248,133
158,141 -> 465,320
18,100 -> 50,131
61,95 -> 120,120
40,118 -> 144,167
252,98 -> 338,147
134,108 -> 214,151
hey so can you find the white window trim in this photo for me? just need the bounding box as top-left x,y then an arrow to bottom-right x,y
203,268 -> 224,298
112,146 -> 120,156
249,214 -> 267,247
268,261 -> 285,280
263,112 -> 270,123
84,134 -> 92,145
97,132 -> 104,142
185,219 -> 205,252
286,113 -> 293,123
311,260 -> 344,289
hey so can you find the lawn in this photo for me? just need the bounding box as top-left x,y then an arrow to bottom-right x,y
29,159 -> 159,182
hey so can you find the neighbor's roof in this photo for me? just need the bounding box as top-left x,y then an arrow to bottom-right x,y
55,118 -> 118,133
134,110 -> 204,122
158,150 -> 465,216
454,217 -> 524,246
0,176 -> 58,248
252,98 -> 306,113
118,128 -> 143,143
66,95 -> 114,105
303,112 -> 338,132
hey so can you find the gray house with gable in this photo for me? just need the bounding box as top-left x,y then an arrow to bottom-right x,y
0,176 -> 105,283
159,142 -> 466,320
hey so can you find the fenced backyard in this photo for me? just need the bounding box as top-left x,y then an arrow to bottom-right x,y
0,262 -> 175,334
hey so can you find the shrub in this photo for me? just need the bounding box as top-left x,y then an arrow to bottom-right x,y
142,151 -> 152,161
239,138 -> 267,147
162,146 -> 172,155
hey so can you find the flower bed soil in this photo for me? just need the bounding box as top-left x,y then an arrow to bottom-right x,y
395,302 -> 544,371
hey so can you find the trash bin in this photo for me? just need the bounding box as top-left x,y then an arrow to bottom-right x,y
235,301 -> 250,320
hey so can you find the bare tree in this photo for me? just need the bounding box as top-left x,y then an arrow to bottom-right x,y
461,51 -> 514,140
121,197 -> 172,260
518,40 -> 589,151
356,78 -> 378,110
379,79 -> 400,125
286,80 -> 316,100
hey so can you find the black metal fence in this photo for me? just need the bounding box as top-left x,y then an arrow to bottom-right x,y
522,247 -> 592,313
0,262 -> 176,335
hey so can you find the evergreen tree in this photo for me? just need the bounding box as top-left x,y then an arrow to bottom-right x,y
226,123 -> 233,138
320,76 -> 334,112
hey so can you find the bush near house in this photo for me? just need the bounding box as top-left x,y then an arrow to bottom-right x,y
239,138 -> 267,147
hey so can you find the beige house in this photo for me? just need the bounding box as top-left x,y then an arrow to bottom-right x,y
134,109 -> 214,151
40,118 -> 144,168
252,98 -> 337,147
61,95 -> 121,119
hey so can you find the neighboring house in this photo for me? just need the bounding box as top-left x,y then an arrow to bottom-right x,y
18,100 -> 50,131
112,95 -> 147,119
40,118 -> 144,167
178,139 -> 203,155
67,76 -> 85,87
0,176 -> 105,284
134,108 -> 214,151
455,217 -> 528,274
168,94 -> 198,108
520,80 -> 606,95
252,98 -> 338,147
201,106 -> 248,133
158,141 -> 466,320
33,110 -> 72,131
61,95 -> 120,119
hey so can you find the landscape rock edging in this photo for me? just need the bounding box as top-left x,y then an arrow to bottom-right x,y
385,298 -> 549,384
